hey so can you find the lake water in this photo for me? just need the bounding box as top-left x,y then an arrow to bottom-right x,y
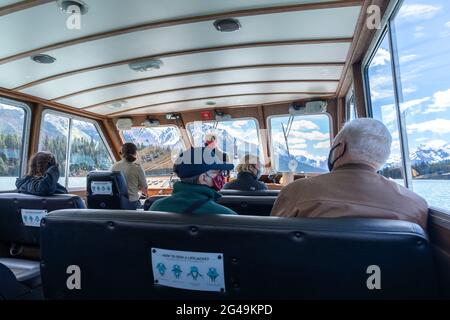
1,177 -> 449,211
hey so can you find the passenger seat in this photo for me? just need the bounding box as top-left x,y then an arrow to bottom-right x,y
0,193 -> 85,292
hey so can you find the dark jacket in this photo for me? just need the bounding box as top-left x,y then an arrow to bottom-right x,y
150,182 -> 237,215
223,171 -> 268,191
16,165 -> 68,196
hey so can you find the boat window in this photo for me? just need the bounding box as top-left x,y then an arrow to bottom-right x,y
269,114 -> 331,173
0,99 -> 29,191
187,118 -> 262,167
38,111 -> 114,189
68,119 -> 114,188
121,126 -> 185,177
346,90 -> 357,121
366,33 -> 405,185
366,0 -> 450,211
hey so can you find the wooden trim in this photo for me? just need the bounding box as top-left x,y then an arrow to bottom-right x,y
27,103 -> 43,158
53,63 -> 344,102
82,80 -> 339,110
15,38 -> 352,91
336,0 -> 391,97
0,87 -> 104,121
108,92 -> 336,117
99,118 -> 122,160
1,0 -> 363,65
352,62 -> 367,117
0,0 -> 52,17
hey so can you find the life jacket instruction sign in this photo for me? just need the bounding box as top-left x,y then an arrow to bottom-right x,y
91,181 -> 113,195
151,248 -> 225,292
21,209 -> 48,227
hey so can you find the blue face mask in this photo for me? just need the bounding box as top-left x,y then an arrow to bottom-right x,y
327,143 -> 346,172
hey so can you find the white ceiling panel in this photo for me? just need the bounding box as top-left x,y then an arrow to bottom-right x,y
19,43 -> 350,99
0,6 -> 359,89
107,94 -> 331,116
0,0 -> 340,59
58,66 -> 343,108
88,83 -> 337,115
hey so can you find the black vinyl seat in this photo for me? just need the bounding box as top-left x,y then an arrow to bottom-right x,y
220,189 -> 280,197
40,210 -> 439,300
143,195 -> 276,216
0,193 -> 85,293
86,171 -> 133,210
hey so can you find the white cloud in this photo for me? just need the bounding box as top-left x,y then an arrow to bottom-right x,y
296,131 -> 330,141
291,120 -> 319,131
426,88 -> 450,113
422,139 -> 448,149
445,21 -> 450,28
400,97 -> 430,113
289,143 -> 308,150
398,4 -> 441,20
414,26 -> 425,39
371,48 -> 391,67
313,140 -> 331,150
400,54 -> 418,64
407,119 -> 450,134
232,120 -> 248,128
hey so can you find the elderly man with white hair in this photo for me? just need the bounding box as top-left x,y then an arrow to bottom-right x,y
271,118 -> 428,229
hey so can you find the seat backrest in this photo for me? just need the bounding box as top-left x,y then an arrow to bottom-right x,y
217,196 -> 276,216
220,189 -> 280,197
144,195 -> 276,216
0,193 -> 85,246
40,210 -> 439,300
86,171 -> 130,209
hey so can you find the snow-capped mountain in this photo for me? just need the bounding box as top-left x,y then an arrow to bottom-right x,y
274,142 -> 327,173
410,143 -> 450,165
122,127 -> 181,148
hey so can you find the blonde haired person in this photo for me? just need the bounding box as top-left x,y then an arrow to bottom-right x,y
223,154 -> 267,191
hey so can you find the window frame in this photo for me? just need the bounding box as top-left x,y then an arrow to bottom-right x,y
345,86 -> 357,122
0,97 -> 31,190
38,109 -> 115,190
362,0 -> 414,189
267,112 -> 333,173
185,117 -> 265,164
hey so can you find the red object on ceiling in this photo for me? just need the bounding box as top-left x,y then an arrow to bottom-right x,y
200,111 -> 214,121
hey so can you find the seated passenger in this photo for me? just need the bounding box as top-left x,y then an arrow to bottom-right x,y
16,151 -> 68,196
271,118 -> 428,229
150,147 -> 237,215
111,143 -> 148,209
223,155 -> 268,191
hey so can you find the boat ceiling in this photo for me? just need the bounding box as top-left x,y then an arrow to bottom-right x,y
0,0 -> 363,116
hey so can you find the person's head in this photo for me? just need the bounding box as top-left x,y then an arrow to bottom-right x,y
328,118 -> 392,171
173,147 -> 234,191
236,154 -> 263,178
121,143 -> 138,163
204,132 -> 217,149
28,151 -> 57,177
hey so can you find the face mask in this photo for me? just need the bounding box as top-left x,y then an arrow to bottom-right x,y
206,172 -> 225,191
328,143 -> 346,172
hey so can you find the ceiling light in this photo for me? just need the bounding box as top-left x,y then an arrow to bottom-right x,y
57,0 -> 89,15
31,54 -> 56,64
129,59 -> 164,72
214,18 -> 241,32
206,101 -> 216,106
107,101 -> 127,110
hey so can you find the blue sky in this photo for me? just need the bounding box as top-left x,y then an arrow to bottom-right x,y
368,0 -> 450,164
270,114 -> 331,163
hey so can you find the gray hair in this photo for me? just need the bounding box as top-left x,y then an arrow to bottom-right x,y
334,118 -> 392,169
